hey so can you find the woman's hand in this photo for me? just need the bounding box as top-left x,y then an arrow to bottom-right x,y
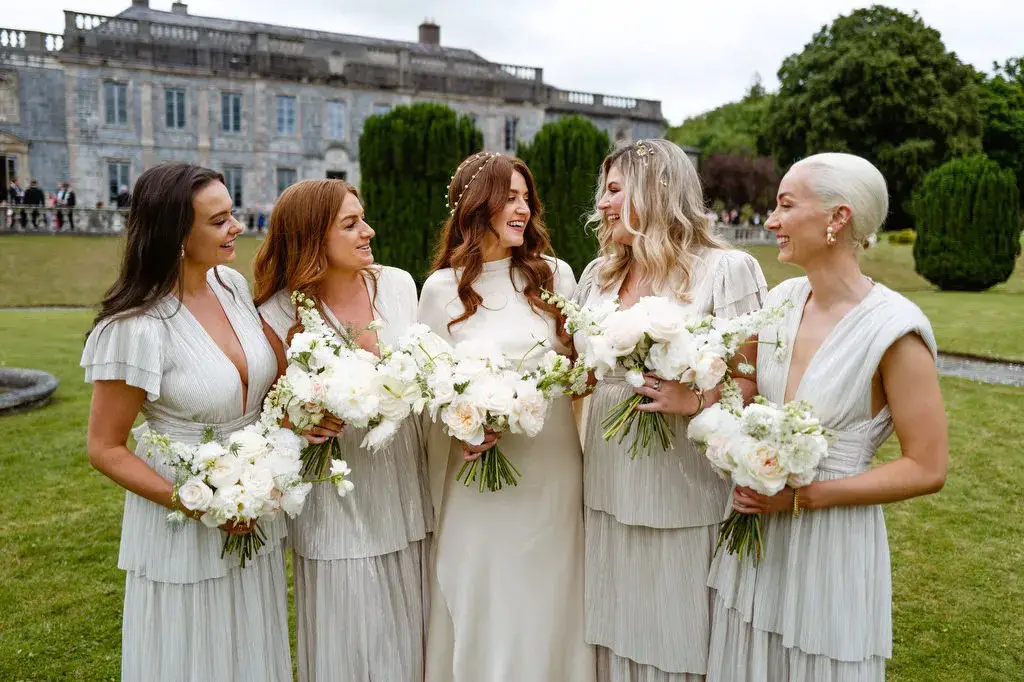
633,373 -> 702,416
731,485 -> 798,514
221,519 -> 256,536
460,430 -> 501,461
302,413 -> 345,444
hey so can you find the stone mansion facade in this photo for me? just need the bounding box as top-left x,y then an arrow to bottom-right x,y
0,1 -> 667,208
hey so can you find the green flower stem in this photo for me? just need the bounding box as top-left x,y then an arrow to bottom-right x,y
455,444 -> 521,493
300,438 -> 342,481
221,520 -> 268,568
715,510 -> 764,565
601,393 -> 674,458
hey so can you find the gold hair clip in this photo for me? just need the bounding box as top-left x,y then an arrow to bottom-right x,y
634,140 -> 653,159
446,152 -> 501,216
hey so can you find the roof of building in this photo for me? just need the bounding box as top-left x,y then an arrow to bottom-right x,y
116,4 -> 488,63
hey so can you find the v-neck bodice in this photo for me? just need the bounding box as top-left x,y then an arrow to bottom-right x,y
757,276 -> 938,476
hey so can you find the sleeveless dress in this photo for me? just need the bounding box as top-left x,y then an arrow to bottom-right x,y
80,265 -> 291,682
418,256 -> 596,682
258,265 -> 433,682
575,249 -> 768,682
706,277 -> 938,682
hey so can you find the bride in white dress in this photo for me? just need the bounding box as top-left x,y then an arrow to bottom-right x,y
417,152 -> 596,682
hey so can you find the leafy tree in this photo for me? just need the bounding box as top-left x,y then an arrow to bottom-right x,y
977,59 -> 1024,201
667,76 -> 772,157
517,116 -> 610,275
359,103 -> 482,282
760,6 -> 981,228
912,154 -> 1020,291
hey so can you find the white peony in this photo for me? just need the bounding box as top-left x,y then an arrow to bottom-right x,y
467,373 -> 516,416
691,350 -> 729,392
637,297 -> 689,343
239,462 -> 276,500
600,308 -> 646,356
228,427 -> 268,462
194,441 -> 228,471
280,481 -> 312,516
625,369 -> 646,388
687,404 -> 740,443
207,454 -> 244,489
731,438 -> 789,496
510,381 -> 548,437
177,476 -> 214,512
441,396 -> 486,445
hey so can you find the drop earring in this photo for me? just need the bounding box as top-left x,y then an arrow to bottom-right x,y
826,226 -> 837,246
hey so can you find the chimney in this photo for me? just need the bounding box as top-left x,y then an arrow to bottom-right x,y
418,20 -> 440,46
131,0 -> 149,6
171,2 -> 189,15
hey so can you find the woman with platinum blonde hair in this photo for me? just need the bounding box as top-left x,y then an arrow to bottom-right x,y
573,138 -> 768,682
706,152 -> 948,682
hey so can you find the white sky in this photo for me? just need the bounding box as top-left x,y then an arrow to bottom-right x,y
6,0 -> 1022,123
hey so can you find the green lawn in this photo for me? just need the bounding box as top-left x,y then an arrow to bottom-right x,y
0,309 -> 1021,680
3,235 -> 1022,360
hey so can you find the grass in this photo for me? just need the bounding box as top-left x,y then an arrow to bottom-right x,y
1,310 -> 1022,680
2,235 -> 1023,360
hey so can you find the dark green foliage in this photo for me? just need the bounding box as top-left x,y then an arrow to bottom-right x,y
517,116 -> 610,276
977,59 -> 1024,202
912,155 -> 1021,291
359,103 -> 482,282
760,6 -> 981,228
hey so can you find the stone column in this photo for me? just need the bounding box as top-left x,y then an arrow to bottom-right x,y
140,80 -> 155,169
197,85 -> 210,166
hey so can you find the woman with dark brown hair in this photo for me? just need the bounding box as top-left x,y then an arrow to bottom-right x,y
252,179 -> 432,682
81,163 -> 291,681
418,153 -> 595,682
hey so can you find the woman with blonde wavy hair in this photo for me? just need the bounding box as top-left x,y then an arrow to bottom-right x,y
252,179 -> 432,682
418,152 -> 595,681
573,138 -> 768,682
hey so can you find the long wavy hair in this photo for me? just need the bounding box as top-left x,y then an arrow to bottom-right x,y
430,153 -> 567,343
252,179 -> 378,342
90,163 -> 226,333
587,139 -> 729,301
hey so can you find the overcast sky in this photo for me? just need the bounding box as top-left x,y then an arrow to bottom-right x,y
7,1 -> 1022,123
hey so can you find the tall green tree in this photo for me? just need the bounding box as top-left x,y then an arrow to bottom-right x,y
912,154 -> 1020,291
760,5 -> 981,228
359,103 -> 482,282
977,59 -> 1024,201
517,116 -> 610,276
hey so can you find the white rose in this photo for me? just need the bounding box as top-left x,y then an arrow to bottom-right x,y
239,462 -> 276,500
207,454 -> 244,489
625,369 -> 646,388
687,404 -> 740,443
510,381 -> 548,437
647,338 -> 697,382
228,427 -> 268,462
377,388 -> 413,422
638,298 -> 689,343
704,435 -> 737,478
176,476 -> 214,512
584,336 -> 620,379
441,396 -> 486,445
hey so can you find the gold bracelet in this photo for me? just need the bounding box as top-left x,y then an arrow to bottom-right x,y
792,488 -> 801,518
688,390 -> 706,417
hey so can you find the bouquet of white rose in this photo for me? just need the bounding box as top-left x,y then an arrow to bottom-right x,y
687,391 -> 830,564
543,290 -> 786,458
262,292 -> 418,481
139,421 -> 317,567
398,325 -> 587,492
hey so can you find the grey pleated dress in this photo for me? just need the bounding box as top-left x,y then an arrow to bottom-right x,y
706,277 -> 938,682
575,249 -> 768,682
80,265 -> 291,682
259,265 -> 433,682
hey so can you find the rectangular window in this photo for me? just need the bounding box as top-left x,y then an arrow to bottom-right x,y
276,168 -> 297,195
276,95 -> 297,135
326,100 -> 346,139
373,103 -> 392,116
108,161 -> 130,202
224,166 -> 244,208
504,116 -> 518,152
165,88 -> 186,129
221,92 -> 242,133
104,82 -> 128,125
